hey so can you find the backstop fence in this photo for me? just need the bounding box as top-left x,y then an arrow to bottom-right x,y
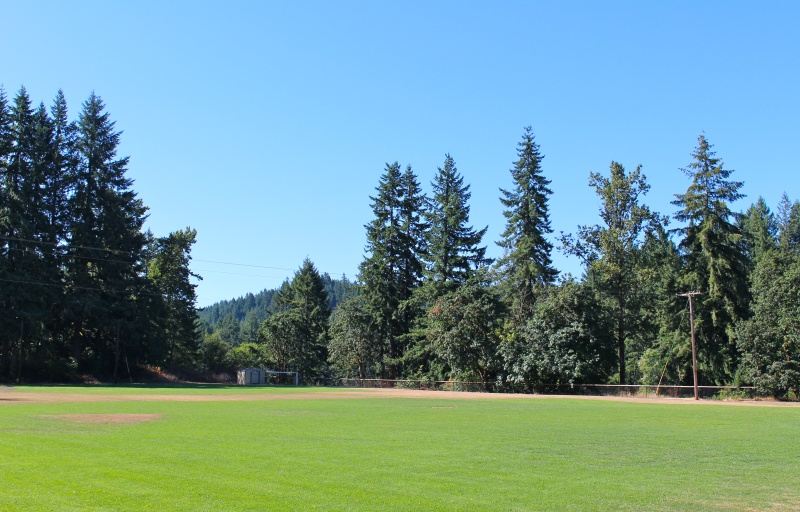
337,379 -> 756,399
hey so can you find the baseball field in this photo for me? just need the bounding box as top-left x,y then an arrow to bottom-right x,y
1,385 -> 798,511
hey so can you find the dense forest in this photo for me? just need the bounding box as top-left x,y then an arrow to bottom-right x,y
0,87 -> 200,382
3,87 -> 799,398
198,275 -> 356,346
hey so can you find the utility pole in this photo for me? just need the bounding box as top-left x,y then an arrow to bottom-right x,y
677,291 -> 702,400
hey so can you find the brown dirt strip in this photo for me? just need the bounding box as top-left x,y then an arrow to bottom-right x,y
42,413 -> 163,424
1,387 -> 798,406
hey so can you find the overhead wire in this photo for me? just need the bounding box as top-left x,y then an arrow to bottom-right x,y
0,235 -> 351,278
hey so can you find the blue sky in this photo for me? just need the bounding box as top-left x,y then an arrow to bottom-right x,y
3,1 -> 799,306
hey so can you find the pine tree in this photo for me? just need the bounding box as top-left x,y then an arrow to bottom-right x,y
358,163 -> 426,377
740,197 -> 777,264
261,259 -> 330,382
496,127 -> 557,322
777,193 -> 800,252
671,134 -> 748,384
0,88 -> 45,380
0,86 -> 16,378
145,228 -> 201,369
424,154 -> 489,297
736,248 -> 800,398
65,92 -> 148,374
398,165 -> 428,305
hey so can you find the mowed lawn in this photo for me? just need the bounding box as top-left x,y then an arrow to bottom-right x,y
1,386 -> 797,511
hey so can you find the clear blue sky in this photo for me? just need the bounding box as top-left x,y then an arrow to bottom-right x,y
3,1 -> 799,306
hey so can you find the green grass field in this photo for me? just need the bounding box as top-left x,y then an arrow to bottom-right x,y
1,386 -> 797,511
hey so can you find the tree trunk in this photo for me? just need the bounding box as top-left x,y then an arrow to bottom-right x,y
618,302 -> 626,385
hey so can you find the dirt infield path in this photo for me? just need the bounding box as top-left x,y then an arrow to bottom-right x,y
1,386 -> 798,407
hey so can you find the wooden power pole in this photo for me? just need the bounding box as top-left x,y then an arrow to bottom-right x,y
677,291 -> 702,400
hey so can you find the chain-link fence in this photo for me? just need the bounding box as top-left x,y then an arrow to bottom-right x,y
338,379 -> 756,399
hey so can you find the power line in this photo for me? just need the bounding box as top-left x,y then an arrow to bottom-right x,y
194,269 -> 290,279
0,276 -> 165,297
6,246 -> 139,266
0,235 -> 134,255
1,235 -> 352,277
193,259 -> 296,272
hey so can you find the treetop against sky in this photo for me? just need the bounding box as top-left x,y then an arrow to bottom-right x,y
3,1 -> 798,305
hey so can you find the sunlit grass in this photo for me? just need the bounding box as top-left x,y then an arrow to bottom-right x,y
1,386 -> 797,511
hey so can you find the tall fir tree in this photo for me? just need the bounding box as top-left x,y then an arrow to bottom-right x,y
144,228 -> 201,370
736,247 -> 800,398
0,88 -> 47,380
740,197 -> 777,265
65,92 -> 148,374
0,87 -> 17,378
358,163 -> 427,378
496,127 -> 557,322
671,134 -> 748,384
261,259 -> 330,382
776,193 -> 800,252
424,154 -> 489,297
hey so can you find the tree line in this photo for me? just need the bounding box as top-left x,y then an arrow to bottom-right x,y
0,87 -> 200,382
4,84 -> 798,398
202,126 -> 799,399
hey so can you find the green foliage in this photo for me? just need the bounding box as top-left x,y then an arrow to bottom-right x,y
626,224 -> 685,385
259,310 -> 304,372
561,161 -> 662,384
144,228 -> 202,369
226,342 -> 269,370
501,278 -> 614,390
199,333 -> 231,373
740,197 -> 777,264
259,259 -> 330,382
0,87 -> 199,382
214,313 -> 242,346
777,192 -> 800,252
327,295 -> 380,379
672,134 -> 749,384
426,275 -> 505,387
424,154 -> 489,296
737,249 -> 800,398
496,127 -> 557,322
358,162 -> 427,377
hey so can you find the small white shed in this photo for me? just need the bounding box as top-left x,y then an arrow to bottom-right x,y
237,367 -> 265,385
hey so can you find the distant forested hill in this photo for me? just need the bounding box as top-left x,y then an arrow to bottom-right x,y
198,274 -> 356,344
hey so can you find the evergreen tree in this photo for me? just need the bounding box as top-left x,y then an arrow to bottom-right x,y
740,197 -> 777,264
561,161 -> 662,384
358,163 -> 426,377
630,224 -> 684,385
65,92 -> 148,374
736,248 -> 800,398
261,259 -> 330,382
424,154 -> 489,297
777,192 -> 800,252
427,274 -> 505,389
0,88 -> 46,380
215,313 -> 241,346
145,228 -> 201,369
671,134 -> 748,384
496,127 -> 557,322
398,165 -> 428,303
0,87 -> 16,378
